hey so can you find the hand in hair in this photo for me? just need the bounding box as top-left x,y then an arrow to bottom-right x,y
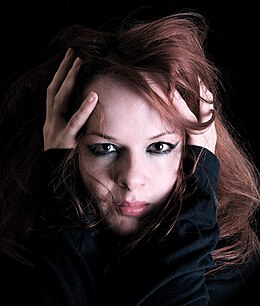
173,82 -> 216,153
43,48 -> 98,150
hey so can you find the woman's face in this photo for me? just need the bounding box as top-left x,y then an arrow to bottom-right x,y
79,76 -> 182,235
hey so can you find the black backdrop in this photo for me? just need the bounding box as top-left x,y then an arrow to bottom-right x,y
0,0 -> 259,168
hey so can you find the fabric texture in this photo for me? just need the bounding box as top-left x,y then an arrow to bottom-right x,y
1,146 -> 259,305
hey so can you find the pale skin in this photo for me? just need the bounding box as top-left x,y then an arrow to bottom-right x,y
43,48 -> 217,235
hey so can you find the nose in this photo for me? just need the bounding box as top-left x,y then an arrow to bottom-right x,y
115,152 -> 145,191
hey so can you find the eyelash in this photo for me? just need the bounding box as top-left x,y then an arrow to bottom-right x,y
87,141 -> 180,157
146,142 -> 180,155
88,143 -> 119,156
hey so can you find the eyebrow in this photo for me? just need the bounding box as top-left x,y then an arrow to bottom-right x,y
148,132 -> 174,140
85,132 -> 117,140
85,131 -> 174,141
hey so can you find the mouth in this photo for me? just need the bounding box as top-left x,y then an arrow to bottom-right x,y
117,200 -> 149,217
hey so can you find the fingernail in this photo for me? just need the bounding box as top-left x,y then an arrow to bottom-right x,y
74,57 -> 82,67
66,47 -> 73,57
88,91 -> 97,102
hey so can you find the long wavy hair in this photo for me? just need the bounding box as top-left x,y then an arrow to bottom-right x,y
0,12 -> 259,271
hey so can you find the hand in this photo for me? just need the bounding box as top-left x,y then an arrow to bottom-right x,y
43,48 -> 98,150
173,81 -> 217,153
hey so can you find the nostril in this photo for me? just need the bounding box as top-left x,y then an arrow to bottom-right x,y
114,153 -> 145,191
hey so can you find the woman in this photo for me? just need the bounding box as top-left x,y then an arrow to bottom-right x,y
0,12 -> 259,305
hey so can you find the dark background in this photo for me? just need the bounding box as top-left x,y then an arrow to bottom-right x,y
0,0 -> 258,168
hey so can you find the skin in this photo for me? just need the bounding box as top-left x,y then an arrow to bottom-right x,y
78,76 -> 182,235
43,48 -> 216,235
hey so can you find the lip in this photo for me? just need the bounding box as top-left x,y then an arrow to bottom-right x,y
117,200 -> 149,217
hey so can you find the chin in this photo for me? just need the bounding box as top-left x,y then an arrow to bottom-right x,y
106,215 -> 141,236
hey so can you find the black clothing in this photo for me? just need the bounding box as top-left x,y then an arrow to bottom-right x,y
1,146 -> 259,305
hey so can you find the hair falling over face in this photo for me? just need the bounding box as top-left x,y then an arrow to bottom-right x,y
0,12 -> 259,272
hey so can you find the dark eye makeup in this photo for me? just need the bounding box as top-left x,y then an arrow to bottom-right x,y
87,141 -> 180,157
87,143 -> 119,156
146,141 -> 180,155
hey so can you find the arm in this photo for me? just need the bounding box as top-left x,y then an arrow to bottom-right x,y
39,48 -> 99,226
139,84 -> 218,305
142,145 -> 220,306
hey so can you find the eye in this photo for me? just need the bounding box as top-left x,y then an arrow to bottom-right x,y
146,141 -> 180,155
87,143 -> 119,156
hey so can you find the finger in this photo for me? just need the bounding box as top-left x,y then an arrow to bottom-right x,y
65,91 -> 98,139
199,81 -> 214,123
200,81 -> 213,103
199,102 -> 213,123
46,48 -> 75,114
173,90 -> 197,122
53,57 -> 82,114
48,48 -> 74,96
173,88 -> 216,152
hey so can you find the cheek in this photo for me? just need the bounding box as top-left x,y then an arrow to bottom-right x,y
159,163 -> 178,189
79,155 -> 111,193
156,154 -> 181,190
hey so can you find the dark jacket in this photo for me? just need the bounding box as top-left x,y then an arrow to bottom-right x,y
1,146 -> 259,305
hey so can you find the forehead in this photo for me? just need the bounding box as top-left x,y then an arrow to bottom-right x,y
85,74 -> 168,113
83,76 -> 173,135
